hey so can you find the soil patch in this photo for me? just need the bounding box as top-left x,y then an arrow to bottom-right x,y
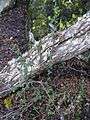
0,0 -> 29,71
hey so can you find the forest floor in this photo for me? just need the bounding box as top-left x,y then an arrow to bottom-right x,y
0,0 -> 28,71
0,1 -> 90,120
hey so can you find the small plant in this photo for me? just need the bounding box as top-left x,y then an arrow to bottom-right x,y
75,79 -> 85,120
12,44 -> 29,80
19,98 -> 27,105
47,63 -> 53,81
4,97 -> 13,108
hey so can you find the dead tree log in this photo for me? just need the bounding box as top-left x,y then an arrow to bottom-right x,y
0,11 -> 90,98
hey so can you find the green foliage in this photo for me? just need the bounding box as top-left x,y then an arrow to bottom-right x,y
50,0 -> 83,30
75,79 -> 85,120
12,44 -> 21,57
12,44 -> 29,80
29,0 -> 88,40
19,98 -> 27,105
28,0 -> 50,40
59,19 -> 65,30
47,109 -> 53,116
32,88 -> 43,102
4,97 -> 13,108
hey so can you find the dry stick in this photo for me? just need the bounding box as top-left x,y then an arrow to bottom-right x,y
20,102 -> 33,114
68,65 -> 90,77
1,102 -> 33,120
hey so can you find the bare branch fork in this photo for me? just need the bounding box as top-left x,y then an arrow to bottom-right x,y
0,11 -> 90,98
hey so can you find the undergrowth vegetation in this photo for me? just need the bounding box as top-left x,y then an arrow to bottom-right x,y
1,0 -> 90,120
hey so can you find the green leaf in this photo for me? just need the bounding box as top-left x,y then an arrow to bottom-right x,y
4,98 -> 13,108
19,98 -> 27,105
59,19 -> 65,30
72,14 -> 77,19
48,16 -> 51,21
66,22 -> 71,27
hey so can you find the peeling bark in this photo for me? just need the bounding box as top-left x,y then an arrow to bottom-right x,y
0,11 -> 90,98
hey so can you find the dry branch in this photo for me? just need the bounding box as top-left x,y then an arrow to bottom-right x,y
0,11 -> 90,98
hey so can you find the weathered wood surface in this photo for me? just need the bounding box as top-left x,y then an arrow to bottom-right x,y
0,11 -> 90,98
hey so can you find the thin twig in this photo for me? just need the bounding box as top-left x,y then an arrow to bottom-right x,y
68,65 -> 90,77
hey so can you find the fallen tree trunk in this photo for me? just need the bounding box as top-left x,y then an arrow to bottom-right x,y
0,11 -> 90,98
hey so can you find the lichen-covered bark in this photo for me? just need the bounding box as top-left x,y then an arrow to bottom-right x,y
0,11 -> 90,98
